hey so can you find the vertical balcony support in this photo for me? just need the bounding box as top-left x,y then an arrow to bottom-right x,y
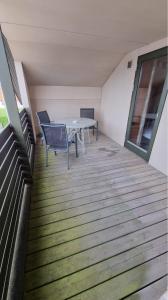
0,29 -> 26,151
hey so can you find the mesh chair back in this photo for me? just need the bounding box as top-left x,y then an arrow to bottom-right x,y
41,124 -> 68,149
80,108 -> 94,119
36,111 -> 50,124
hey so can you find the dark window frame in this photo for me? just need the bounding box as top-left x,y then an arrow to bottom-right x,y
125,46 -> 168,161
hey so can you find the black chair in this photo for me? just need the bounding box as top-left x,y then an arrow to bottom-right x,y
36,110 -> 51,143
36,110 -> 51,125
41,123 -> 77,169
80,108 -> 98,140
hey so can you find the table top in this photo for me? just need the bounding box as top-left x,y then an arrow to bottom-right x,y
56,118 -> 96,129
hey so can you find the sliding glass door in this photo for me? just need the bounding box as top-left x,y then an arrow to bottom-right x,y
125,47 -> 167,160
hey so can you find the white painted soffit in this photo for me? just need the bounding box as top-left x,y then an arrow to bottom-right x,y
0,0 -> 167,86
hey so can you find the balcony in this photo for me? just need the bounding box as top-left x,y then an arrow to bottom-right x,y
0,9 -> 167,299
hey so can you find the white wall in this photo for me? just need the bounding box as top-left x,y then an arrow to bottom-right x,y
149,96 -> 168,175
29,86 -> 101,132
100,38 -> 168,175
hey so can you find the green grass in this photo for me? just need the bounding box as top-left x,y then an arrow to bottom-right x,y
0,107 -> 9,127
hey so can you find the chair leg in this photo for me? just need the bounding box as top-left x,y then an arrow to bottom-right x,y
54,151 -> 57,156
45,147 -> 48,167
93,127 -> 94,136
67,148 -> 70,170
96,122 -> 98,141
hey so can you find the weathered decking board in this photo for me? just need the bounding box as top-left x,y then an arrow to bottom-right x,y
24,134 -> 168,300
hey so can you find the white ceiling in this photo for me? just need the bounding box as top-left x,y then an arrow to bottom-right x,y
0,0 -> 167,86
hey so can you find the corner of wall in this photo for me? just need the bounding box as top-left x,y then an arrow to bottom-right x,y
100,51 -> 137,145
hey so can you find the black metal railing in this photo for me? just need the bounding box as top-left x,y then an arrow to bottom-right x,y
0,112 -> 35,300
19,108 -> 35,168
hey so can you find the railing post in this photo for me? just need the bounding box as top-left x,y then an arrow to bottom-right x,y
0,29 -> 26,151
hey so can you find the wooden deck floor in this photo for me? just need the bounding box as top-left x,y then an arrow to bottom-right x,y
24,134 -> 168,300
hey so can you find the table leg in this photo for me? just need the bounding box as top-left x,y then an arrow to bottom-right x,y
81,128 -> 86,153
76,128 -> 87,154
87,128 -> 90,143
75,133 -> 78,157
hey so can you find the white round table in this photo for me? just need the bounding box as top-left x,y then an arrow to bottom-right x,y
56,118 -> 96,154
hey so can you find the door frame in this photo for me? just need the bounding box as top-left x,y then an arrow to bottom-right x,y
124,46 -> 168,161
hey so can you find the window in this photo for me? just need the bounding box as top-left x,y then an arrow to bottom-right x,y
125,47 -> 167,160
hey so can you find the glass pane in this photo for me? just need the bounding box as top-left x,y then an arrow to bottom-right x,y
0,83 -> 9,131
129,55 -> 167,151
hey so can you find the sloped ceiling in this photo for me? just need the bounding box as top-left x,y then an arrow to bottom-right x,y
0,0 -> 167,86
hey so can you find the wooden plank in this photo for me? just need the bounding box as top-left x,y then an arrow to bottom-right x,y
25,221 -> 167,290
32,164 -> 150,194
26,214 -> 167,271
34,154 -> 130,169
31,171 -> 163,201
32,171 -> 166,205
33,154 -> 139,172
33,165 -> 151,191
125,276 -> 168,300
30,182 -> 167,218
33,146 -> 132,165
29,191 -> 166,228
28,207 -> 166,254
30,176 -> 166,210
33,145 -> 122,164
34,144 -> 128,160
33,160 -> 143,183
69,254 -> 167,300
34,152 -> 131,169
30,188 -> 166,219
24,237 -> 167,299
32,159 -> 142,181
31,164 -> 156,196
34,144 -> 129,160
34,160 -> 144,180
33,140 -> 126,161
28,196 -> 167,240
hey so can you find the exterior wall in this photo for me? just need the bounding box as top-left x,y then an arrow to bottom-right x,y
149,96 -> 168,175
29,86 -> 101,133
100,38 -> 168,175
